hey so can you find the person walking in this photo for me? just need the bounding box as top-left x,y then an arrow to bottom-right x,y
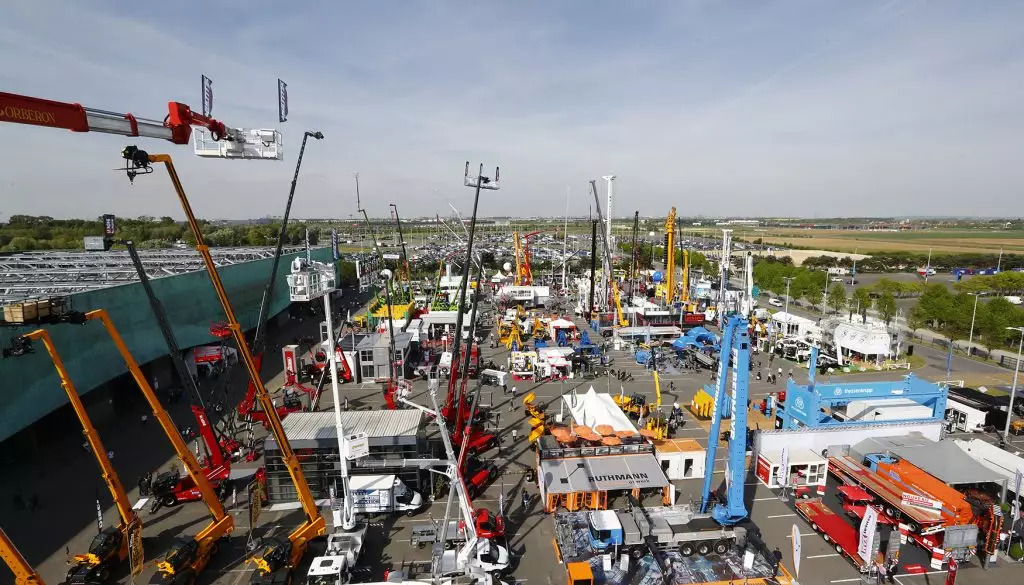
511,429 -> 518,442
521,489 -> 531,512
875,561 -> 886,585
885,559 -> 898,584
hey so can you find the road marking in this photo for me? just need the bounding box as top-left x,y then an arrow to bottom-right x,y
829,578 -> 863,583
788,532 -> 815,538
806,553 -> 840,559
766,513 -> 796,518
754,496 -> 781,501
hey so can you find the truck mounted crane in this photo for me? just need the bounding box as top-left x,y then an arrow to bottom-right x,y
80,309 -> 235,585
589,180 -> 614,312
1,528 -> 43,585
119,148 -> 326,583
21,328 -> 141,585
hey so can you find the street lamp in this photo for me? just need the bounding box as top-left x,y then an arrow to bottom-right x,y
968,292 -> 989,348
1003,326 -> 1024,443
783,277 -> 794,337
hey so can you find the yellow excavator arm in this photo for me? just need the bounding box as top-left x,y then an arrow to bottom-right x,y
127,151 -> 324,570
664,207 -> 676,304
86,309 -> 233,543
1,528 -> 43,585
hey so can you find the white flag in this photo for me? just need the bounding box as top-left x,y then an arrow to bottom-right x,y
201,75 -> 213,117
791,523 -> 802,577
858,505 -> 879,562
778,445 -> 789,487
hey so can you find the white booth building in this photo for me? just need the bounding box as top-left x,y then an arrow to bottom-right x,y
651,438 -> 706,480
820,319 -> 894,362
769,311 -> 819,338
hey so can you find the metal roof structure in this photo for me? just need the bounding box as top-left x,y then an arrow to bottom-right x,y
0,246 -> 307,302
265,410 -> 423,450
851,435 -> 1006,487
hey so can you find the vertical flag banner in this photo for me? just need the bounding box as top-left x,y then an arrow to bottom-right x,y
201,75 -> 214,117
858,505 -> 879,561
778,445 -> 789,487
331,229 -> 340,261
278,79 -> 289,123
791,524 -> 802,577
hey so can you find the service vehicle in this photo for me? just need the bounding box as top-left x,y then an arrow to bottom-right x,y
348,474 -> 425,516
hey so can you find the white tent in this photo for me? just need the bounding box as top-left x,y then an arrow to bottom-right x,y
549,318 -> 577,340
560,387 -> 637,433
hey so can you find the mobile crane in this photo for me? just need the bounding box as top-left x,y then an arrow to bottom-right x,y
512,232 -> 528,286
390,204 -> 412,283
119,148 -> 326,583
1,527 -> 43,585
80,309 -> 235,585
699,314 -> 751,525
21,328 -> 141,585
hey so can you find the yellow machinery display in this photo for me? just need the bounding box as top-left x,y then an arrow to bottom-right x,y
611,280 -> 628,327
505,321 -> 525,350
85,309 -> 234,584
1,527 -> 43,585
24,329 -> 140,583
524,392 -> 546,442
663,206 -> 677,305
513,231 -> 528,286
121,149 -> 325,579
643,369 -> 669,440
690,388 -> 717,419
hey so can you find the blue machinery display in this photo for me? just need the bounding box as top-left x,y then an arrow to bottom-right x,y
775,347 -> 947,429
699,315 -> 750,525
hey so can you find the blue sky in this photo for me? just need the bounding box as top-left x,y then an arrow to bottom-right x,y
2,0 -> 1022,219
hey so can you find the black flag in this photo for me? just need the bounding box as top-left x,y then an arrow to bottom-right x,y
278,79 -> 288,123
201,75 -> 213,117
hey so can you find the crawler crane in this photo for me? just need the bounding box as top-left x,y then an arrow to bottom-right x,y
82,309 -> 235,585
119,148 -> 326,584
20,329 -> 141,585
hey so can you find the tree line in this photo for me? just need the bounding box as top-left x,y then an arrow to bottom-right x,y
0,215 -> 317,251
909,284 -> 1024,349
801,251 -> 1024,273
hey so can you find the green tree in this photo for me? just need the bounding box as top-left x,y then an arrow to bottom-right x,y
805,286 -> 823,310
827,283 -> 847,314
978,297 -> 1024,347
876,291 -> 898,325
854,288 -> 873,315
912,284 -> 954,331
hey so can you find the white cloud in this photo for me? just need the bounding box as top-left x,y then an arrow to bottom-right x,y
1,0 -> 1022,220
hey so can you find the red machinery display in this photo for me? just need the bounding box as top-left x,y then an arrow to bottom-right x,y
149,406 -> 234,510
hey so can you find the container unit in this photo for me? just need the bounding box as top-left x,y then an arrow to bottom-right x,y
754,447 -> 827,497
651,439 -> 706,480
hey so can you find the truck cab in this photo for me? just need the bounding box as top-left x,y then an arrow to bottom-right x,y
64,525 -> 125,585
439,539 -> 511,577
349,474 -> 425,516
585,511 -> 623,551
306,556 -> 351,585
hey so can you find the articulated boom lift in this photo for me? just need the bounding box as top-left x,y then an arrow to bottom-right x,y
120,149 -> 325,582
1,528 -> 43,585
82,309 -> 235,585
699,315 -> 751,525
23,329 -> 141,585
0,91 -> 281,159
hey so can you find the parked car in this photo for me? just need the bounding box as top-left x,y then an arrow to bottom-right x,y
768,298 -> 783,307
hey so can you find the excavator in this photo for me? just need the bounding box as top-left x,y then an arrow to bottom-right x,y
21,329 -> 140,585
119,148 -> 326,584
80,309 -> 235,585
1,527 -> 44,585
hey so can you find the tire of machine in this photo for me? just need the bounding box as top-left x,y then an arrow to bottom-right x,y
696,542 -> 712,556
680,543 -> 696,557
713,540 -> 730,555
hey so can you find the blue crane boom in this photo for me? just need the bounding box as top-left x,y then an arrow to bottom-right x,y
699,314 -> 750,525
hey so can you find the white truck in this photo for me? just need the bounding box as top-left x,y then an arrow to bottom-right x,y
305,525 -> 368,585
439,540 -> 513,578
349,474 -> 426,516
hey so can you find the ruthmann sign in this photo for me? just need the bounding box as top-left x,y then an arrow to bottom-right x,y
590,472 -> 650,484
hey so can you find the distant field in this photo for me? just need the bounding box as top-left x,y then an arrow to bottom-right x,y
748,229 -> 1024,254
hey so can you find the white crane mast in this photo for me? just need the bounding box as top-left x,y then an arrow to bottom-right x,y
718,229 -> 733,327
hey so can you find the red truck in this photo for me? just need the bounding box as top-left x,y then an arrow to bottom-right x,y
795,497 -> 869,571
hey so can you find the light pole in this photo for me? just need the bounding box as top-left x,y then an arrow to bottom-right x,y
968,292 -> 988,348
783,277 -> 794,337
1003,326 -> 1024,444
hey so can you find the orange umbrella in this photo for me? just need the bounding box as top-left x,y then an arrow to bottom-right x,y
550,427 -> 570,439
556,433 -> 578,444
601,436 -> 622,446
579,431 -> 602,442
573,425 -> 594,436
595,424 -> 615,436
615,430 -> 638,438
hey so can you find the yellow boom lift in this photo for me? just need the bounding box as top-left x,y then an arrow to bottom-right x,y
24,329 -> 141,585
85,309 -> 234,585
1,527 -> 43,585
611,280 -> 628,327
120,148 -> 326,583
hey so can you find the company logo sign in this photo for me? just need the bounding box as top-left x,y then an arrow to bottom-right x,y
1,106 -> 58,125
589,472 -> 650,485
793,396 -> 806,414
833,387 -> 877,397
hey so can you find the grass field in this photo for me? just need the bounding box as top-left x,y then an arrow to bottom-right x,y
744,229 -> 1024,254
